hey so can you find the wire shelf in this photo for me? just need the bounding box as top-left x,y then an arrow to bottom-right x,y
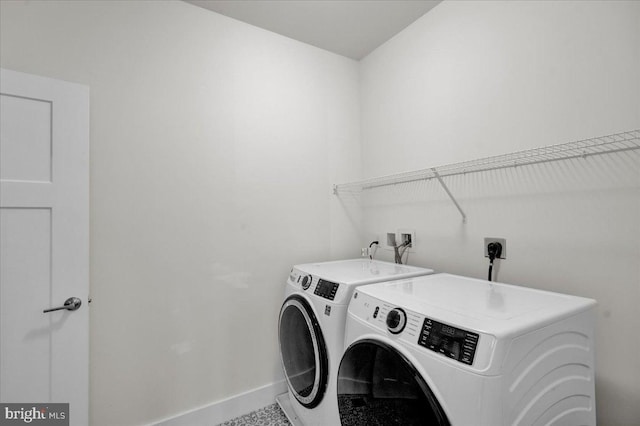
333,129 -> 640,195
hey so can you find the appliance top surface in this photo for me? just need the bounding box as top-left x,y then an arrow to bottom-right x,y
294,258 -> 433,286
357,273 -> 596,334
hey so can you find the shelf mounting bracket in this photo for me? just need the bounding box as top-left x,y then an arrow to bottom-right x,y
432,168 -> 466,223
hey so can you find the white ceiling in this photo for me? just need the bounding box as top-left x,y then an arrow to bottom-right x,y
185,0 -> 441,60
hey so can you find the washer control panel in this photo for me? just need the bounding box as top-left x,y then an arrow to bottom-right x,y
314,279 -> 339,300
418,317 -> 479,365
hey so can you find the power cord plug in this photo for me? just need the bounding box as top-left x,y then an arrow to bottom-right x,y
487,242 -> 502,281
368,240 -> 379,260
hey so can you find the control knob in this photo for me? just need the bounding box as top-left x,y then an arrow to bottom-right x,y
386,308 -> 407,334
301,275 -> 312,290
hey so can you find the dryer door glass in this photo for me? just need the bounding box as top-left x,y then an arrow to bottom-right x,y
337,339 -> 450,426
278,295 -> 328,408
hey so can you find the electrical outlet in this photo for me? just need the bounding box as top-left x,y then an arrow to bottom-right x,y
397,229 -> 416,250
484,237 -> 506,259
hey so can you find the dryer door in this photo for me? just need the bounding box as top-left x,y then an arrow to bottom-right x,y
337,339 -> 450,426
278,295 -> 328,408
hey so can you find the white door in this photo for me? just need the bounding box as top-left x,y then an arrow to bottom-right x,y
0,68 -> 89,425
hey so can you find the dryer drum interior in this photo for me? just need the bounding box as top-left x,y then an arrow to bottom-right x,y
337,339 -> 451,426
278,295 -> 328,408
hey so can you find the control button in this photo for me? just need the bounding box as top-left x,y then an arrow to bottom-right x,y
301,275 -> 312,290
386,308 -> 407,334
452,341 -> 461,358
373,306 -> 380,319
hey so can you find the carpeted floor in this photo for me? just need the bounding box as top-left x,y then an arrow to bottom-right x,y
217,403 -> 291,426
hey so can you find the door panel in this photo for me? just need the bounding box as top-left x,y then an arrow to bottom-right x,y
0,208 -> 51,400
0,68 -> 89,425
0,94 -> 52,182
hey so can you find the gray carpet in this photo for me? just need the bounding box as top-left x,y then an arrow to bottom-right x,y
217,403 -> 291,426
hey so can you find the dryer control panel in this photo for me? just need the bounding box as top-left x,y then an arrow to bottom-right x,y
314,279 -> 339,300
418,318 -> 479,365
348,286 -> 496,372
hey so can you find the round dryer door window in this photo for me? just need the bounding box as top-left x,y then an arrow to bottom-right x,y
337,339 -> 450,426
278,295 -> 328,408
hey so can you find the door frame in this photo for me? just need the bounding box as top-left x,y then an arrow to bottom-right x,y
278,294 -> 329,408
337,338 -> 451,425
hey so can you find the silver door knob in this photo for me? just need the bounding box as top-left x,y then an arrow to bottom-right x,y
43,297 -> 82,313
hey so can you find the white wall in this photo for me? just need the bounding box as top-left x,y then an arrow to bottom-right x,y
0,1 -> 360,425
358,1 -> 639,425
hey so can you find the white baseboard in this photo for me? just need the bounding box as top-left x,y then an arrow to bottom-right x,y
153,380 -> 288,426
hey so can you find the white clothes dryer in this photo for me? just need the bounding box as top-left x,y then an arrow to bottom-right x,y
277,259 -> 433,426
338,273 -> 597,426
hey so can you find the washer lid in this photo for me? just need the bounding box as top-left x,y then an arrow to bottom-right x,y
295,259 -> 433,286
356,273 -> 596,337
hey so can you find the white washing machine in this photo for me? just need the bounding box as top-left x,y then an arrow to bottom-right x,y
338,273 -> 597,426
277,259 -> 434,426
